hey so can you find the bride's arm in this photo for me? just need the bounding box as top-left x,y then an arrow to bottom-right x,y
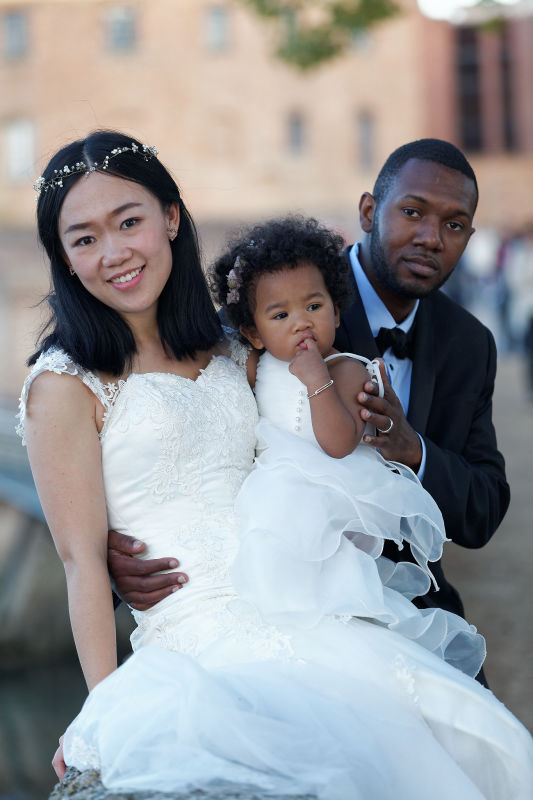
25,371 -> 117,691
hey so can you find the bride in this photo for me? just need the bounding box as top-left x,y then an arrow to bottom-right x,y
19,130 -> 533,799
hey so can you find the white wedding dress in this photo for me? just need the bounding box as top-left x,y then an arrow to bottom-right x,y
18,345 -> 533,799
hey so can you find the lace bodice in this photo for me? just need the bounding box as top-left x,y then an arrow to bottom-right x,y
18,342 -> 265,658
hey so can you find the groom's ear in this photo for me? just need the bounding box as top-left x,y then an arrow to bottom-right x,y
240,325 -> 264,350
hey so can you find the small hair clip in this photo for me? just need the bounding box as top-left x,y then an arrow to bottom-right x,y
226,255 -> 243,305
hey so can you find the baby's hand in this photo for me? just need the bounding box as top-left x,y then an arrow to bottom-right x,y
289,339 -> 330,394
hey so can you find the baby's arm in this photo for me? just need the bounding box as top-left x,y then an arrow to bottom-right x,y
289,341 -> 367,458
25,372 -> 117,691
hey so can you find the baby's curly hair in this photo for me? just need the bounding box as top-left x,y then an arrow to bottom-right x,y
210,216 -> 353,331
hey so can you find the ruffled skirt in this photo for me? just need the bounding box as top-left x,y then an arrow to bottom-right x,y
234,420 -> 485,676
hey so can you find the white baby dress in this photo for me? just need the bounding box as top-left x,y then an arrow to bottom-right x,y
18,345 -> 533,799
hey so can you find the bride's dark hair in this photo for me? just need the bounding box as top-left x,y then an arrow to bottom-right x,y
30,129 -> 221,375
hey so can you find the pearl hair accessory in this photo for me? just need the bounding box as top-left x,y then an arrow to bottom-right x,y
33,142 -> 159,196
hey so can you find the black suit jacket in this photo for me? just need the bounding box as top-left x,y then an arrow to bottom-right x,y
336,253 -> 510,617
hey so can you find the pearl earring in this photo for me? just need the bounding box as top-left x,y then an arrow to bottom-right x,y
167,227 -> 178,241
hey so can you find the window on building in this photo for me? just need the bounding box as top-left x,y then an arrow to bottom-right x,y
106,6 -> 136,52
206,5 -> 230,52
4,120 -> 35,182
282,8 -> 297,45
350,29 -> 373,53
3,10 -> 28,60
455,23 -> 520,154
456,27 -> 482,152
287,111 -> 306,156
357,110 -> 375,170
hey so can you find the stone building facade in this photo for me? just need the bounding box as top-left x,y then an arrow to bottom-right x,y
1,0 -> 533,394
1,0 -> 531,228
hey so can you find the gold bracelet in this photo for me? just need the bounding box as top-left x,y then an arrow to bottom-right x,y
307,379 -> 334,399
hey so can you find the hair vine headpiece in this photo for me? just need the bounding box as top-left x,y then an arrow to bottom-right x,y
226,255 -> 243,305
33,142 -> 159,196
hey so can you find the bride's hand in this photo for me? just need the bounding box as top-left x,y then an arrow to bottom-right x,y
52,735 -> 66,780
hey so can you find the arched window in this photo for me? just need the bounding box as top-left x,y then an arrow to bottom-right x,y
4,119 -> 35,183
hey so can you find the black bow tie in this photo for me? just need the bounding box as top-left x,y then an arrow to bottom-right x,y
375,326 -> 415,360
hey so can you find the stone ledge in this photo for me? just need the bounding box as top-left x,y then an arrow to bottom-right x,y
49,768 -> 315,800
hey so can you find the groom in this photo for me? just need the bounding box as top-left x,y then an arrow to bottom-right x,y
333,138 -> 509,621
107,139 -> 509,630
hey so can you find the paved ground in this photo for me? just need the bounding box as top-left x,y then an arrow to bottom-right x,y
442,353 -> 533,732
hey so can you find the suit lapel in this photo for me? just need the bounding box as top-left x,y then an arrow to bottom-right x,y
407,298 -> 435,433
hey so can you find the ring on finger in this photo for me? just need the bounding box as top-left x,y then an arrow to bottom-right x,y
377,416 -> 394,434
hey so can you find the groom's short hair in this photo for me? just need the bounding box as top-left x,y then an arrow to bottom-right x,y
372,138 -> 478,210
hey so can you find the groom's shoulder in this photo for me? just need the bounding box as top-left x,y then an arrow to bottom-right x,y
422,291 -> 495,364
424,290 -> 490,336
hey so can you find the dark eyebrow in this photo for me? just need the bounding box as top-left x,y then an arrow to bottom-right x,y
400,194 -> 471,220
63,202 -> 143,235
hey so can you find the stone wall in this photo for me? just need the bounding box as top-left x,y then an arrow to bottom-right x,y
50,768 -> 315,800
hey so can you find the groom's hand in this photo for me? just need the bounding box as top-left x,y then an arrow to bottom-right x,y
107,530 -> 189,611
357,360 -> 422,471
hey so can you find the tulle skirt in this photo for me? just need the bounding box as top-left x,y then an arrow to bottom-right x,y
63,420 -> 533,798
64,615 -> 533,799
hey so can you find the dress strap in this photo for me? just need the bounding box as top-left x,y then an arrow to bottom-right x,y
325,352 -> 384,398
17,347 -> 116,445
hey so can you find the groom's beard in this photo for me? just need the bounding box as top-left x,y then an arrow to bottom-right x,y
368,215 -> 452,300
